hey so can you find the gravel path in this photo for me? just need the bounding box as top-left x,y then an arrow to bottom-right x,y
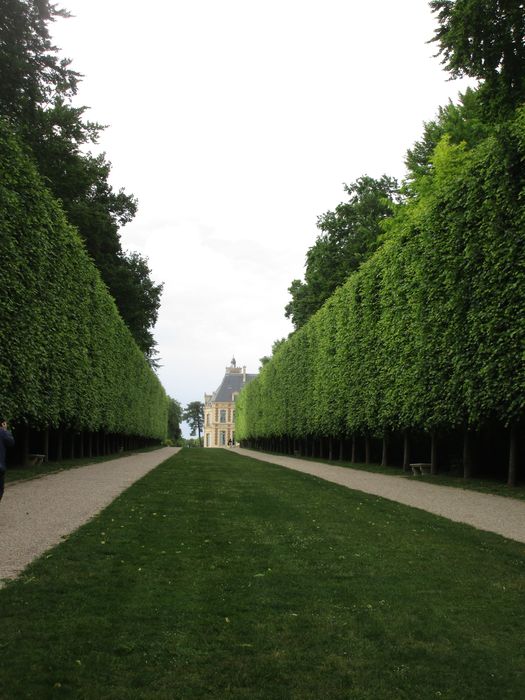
235,448 -> 525,545
2,446 -> 523,587
0,447 -> 179,585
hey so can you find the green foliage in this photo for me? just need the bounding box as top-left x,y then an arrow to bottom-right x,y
167,398 -> 183,442
1,449 -> 525,698
237,105 -> 525,442
0,0 -> 77,122
0,119 -> 168,438
404,88 -> 491,183
285,176 -> 400,329
182,401 -> 205,445
430,0 -> 525,118
0,0 -> 162,359
259,337 -> 287,368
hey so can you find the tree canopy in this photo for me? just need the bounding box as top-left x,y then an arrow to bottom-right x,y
285,176 -> 400,329
182,402 -> 205,446
238,0 -> 525,483
167,398 -> 183,442
237,105 -> 525,445
0,0 -> 162,360
430,0 -> 525,118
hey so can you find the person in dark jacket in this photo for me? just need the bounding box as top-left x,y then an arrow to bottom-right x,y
0,418 -> 15,503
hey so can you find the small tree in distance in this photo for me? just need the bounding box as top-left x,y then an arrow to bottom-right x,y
167,398 -> 183,442
182,401 -> 205,447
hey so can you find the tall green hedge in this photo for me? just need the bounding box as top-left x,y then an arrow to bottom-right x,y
0,121 -> 167,439
237,108 -> 525,446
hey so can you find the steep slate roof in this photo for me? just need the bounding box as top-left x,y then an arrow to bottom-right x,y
213,372 -> 257,402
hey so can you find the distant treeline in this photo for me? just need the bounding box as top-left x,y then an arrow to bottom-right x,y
237,3 -> 525,484
0,120 -> 168,460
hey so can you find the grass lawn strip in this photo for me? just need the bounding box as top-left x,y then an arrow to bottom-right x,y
4,445 -> 165,485
242,449 -> 525,501
0,448 -> 524,699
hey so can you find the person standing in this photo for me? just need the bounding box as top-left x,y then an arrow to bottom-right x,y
0,418 -> 15,503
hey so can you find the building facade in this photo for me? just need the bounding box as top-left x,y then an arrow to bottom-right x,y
204,358 -> 256,448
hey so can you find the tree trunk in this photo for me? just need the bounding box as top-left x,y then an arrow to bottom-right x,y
328,437 -> 333,461
56,428 -> 63,462
43,428 -> 49,461
381,431 -> 388,467
23,425 -> 30,467
365,435 -> 371,465
339,438 -> 344,461
351,435 -> 356,463
463,429 -> 473,479
431,430 -> 438,475
508,424 -> 519,487
402,431 -> 410,471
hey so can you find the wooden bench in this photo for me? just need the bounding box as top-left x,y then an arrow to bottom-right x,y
27,453 -> 47,467
410,463 -> 431,476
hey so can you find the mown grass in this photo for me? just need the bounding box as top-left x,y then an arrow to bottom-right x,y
1,448 -> 524,699
244,448 -> 525,500
5,445 -> 164,485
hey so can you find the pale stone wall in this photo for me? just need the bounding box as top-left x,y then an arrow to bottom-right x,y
204,401 -> 235,447
204,362 -> 242,448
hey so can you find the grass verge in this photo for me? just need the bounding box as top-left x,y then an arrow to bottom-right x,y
1,448 -> 524,698
5,445 -> 164,485
242,448 -> 525,500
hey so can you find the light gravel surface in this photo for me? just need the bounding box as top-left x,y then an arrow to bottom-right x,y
235,448 -> 525,545
0,447 -> 179,585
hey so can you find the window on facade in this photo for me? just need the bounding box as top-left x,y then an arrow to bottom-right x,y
220,431 -> 226,445
219,409 -> 226,423
206,413 -> 210,426
206,434 -> 210,447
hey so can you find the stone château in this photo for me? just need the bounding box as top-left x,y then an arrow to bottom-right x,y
204,358 -> 256,448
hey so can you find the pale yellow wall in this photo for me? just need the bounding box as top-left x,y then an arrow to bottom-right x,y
204,400 -> 236,447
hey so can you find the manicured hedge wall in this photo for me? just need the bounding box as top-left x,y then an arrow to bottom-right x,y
0,120 -> 168,441
236,108 -> 525,482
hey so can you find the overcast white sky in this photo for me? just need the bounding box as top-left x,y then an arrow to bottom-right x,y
51,1 -> 472,436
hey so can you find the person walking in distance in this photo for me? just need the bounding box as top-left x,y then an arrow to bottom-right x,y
0,418 -> 15,503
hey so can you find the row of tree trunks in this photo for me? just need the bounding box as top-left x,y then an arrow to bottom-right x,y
10,424 -> 158,467
242,425 -> 522,486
